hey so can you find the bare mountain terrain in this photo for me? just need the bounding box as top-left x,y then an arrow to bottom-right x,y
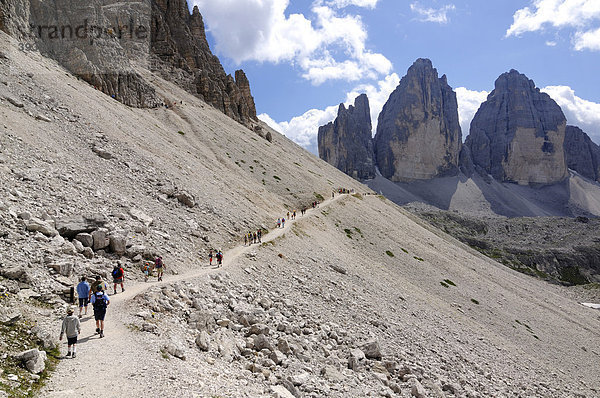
0,24 -> 599,398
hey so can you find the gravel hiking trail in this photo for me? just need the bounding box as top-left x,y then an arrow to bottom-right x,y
41,194 -> 347,397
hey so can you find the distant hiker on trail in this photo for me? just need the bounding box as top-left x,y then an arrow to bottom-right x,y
112,263 -> 125,294
257,229 -> 262,243
60,307 -> 80,358
253,232 -> 257,244
244,234 -> 247,246
142,261 -> 153,282
90,276 -> 108,299
209,250 -> 213,266
277,218 -> 281,228
287,211 -> 290,220
281,217 -> 286,228
155,256 -> 165,281
76,277 -> 90,318
293,210 -> 296,220
90,289 -> 110,338
216,250 -> 223,267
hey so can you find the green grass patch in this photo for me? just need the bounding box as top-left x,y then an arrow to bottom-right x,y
177,130 -> 185,135
401,248 -> 409,254
294,162 -> 302,167
440,281 -> 449,288
314,192 -> 324,201
352,193 -> 363,200
414,256 -> 424,262
385,250 -> 394,258
273,175 -> 281,181
470,298 -> 479,305
344,228 -> 353,239
377,195 -> 386,201
443,279 -> 456,286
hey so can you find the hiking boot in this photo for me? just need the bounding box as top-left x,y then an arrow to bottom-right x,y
72,353 -> 76,358
78,314 -> 82,319
122,288 -> 125,292
96,327 -> 100,334
65,352 -> 71,357
99,331 -> 104,338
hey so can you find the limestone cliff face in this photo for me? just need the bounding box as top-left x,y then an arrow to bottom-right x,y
318,94 -> 375,180
150,1 -> 257,124
0,0 -> 257,125
564,125 -> 600,182
465,70 -> 568,185
374,58 -> 461,182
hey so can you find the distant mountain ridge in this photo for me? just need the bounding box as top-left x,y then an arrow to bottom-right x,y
318,58 -> 600,217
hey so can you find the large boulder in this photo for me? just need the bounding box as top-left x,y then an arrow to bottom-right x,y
318,94 -> 376,180
465,69 -> 568,185
92,228 -> 110,251
109,234 -> 128,255
26,218 -> 58,237
74,233 -> 93,248
564,125 -> 600,182
375,58 -> 462,182
16,348 -> 47,374
55,215 -> 107,239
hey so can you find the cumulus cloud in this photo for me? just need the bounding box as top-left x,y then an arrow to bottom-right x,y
542,86 -> 600,143
258,73 -> 400,154
193,0 -> 392,85
410,2 -> 456,24
506,0 -> 600,51
455,87 -> 489,137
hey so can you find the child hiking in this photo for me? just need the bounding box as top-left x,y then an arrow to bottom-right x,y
60,307 -> 81,358
90,289 -> 110,338
76,276 -> 90,318
209,250 -> 213,266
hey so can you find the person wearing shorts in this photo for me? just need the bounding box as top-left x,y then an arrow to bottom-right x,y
76,276 -> 90,318
60,307 -> 81,358
90,290 -> 110,338
155,256 -> 164,281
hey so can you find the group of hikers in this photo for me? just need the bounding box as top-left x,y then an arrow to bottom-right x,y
208,249 -> 224,267
244,229 -> 263,246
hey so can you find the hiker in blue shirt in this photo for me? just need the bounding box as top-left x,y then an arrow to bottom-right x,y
90,289 -> 110,338
76,277 -> 90,319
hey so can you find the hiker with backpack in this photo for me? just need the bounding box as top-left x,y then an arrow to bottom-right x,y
155,256 -> 164,281
216,250 -> 223,267
112,263 -> 125,295
76,276 -> 90,319
281,217 -> 285,228
90,288 -> 110,338
89,276 -> 108,299
60,307 -> 81,358
141,261 -> 153,282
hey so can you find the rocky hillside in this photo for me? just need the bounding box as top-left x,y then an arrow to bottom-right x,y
318,94 -> 375,180
0,16 -> 599,398
0,0 -> 257,126
374,58 -> 461,182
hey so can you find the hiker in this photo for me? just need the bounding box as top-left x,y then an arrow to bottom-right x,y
60,307 -> 81,358
112,263 -> 125,294
287,211 -> 290,220
142,261 -> 152,282
90,288 -> 110,338
209,250 -> 213,266
253,232 -> 257,244
155,256 -> 165,281
257,229 -> 262,243
281,217 -> 285,228
76,277 -> 90,318
216,250 -> 223,267
293,210 -> 296,220
244,234 -> 247,246
90,276 -> 108,299
277,218 -> 281,228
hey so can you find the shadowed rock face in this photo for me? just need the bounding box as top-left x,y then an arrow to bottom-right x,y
374,58 -> 461,182
151,1 -> 257,125
0,0 -> 257,125
465,70 -> 568,185
318,94 -> 375,180
564,125 -> 600,182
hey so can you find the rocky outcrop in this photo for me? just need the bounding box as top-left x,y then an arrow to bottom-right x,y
374,59 -> 461,182
0,0 -> 257,125
150,1 -> 257,125
318,94 -> 375,180
465,70 -> 568,185
564,125 -> 600,182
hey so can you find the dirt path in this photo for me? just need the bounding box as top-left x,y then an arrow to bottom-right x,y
41,194 -> 347,397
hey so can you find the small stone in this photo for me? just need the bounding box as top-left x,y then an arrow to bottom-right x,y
195,331 -> 211,352
361,340 -> 382,359
16,349 -> 47,374
411,379 -> 427,398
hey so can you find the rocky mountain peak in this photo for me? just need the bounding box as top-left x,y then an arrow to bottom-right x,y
465,70 -> 568,185
374,58 -> 461,182
564,125 -> 600,182
318,94 -> 375,180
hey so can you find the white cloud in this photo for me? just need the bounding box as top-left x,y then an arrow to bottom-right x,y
542,85 -> 600,143
410,2 -> 456,24
574,27 -> 600,50
455,87 -> 489,137
258,73 -> 400,154
324,0 -> 380,8
193,0 -> 391,85
545,40 -> 557,46
506,0 -> 600,51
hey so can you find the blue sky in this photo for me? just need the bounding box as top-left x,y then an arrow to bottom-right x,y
191,0 -> 600,154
